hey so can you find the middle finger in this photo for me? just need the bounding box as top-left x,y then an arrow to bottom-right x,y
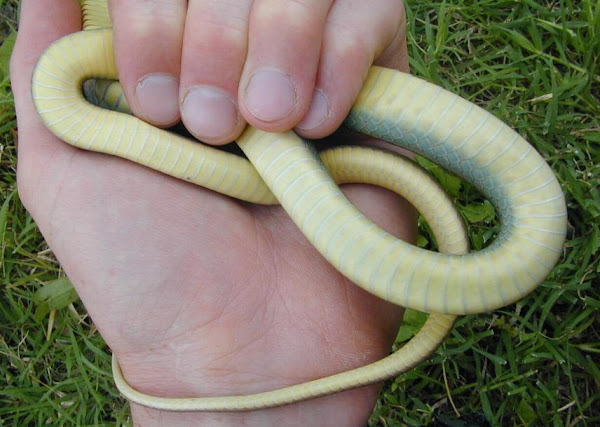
180,0 -> 254,144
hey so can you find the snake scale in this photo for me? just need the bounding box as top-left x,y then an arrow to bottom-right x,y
30,0 -> 567,411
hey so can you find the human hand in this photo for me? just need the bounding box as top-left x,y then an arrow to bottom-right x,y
11,0 -> 413,425
108,0 -> 409,144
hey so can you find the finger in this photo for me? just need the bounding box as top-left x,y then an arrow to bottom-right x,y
10,1 -> 81,153
179,0 -> 253,145
238,0 -> 334,132
108,0 -> 187,127
295,0 -> 408,138
372,6 -> 409,73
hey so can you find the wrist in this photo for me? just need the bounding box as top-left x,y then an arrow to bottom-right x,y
128,387 -> 381,427
114,329 -> 393,426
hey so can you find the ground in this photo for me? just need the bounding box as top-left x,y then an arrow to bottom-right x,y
1,1 -> 599,425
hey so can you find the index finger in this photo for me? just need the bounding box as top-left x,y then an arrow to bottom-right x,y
108,0 -> 187,127
10,0 -> 82,154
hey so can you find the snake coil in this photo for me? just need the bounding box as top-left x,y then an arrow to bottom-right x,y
31,0 -> 567,411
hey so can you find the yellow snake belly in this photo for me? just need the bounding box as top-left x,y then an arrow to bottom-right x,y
29,0 -> 567,411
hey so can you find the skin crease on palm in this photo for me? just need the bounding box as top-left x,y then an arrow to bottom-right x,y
11,0 -> 416,425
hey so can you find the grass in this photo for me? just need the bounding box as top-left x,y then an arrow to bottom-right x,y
1,0 -> 599,425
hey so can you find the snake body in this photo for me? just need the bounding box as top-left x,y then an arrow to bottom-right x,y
31,0 -> 567,411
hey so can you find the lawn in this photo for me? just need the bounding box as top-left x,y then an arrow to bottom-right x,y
1,0 -> 599,425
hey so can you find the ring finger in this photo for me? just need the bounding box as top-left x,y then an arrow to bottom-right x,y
179,0 -> 254,144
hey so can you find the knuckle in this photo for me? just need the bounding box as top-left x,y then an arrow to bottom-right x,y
183,0 -> 250,63
329,23 -> 373,62
112,0 -> 185,41
188,20 -> 246,53
254,0 -> 328,35
196,0 -> 249,32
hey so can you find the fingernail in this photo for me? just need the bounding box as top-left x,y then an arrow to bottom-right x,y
296,89 -> 329,131
182,86 -> 239,141
135,74 -> 180,125
244,69 -> 296,122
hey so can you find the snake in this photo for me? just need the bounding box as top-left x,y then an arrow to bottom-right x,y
30,0 -> 567,412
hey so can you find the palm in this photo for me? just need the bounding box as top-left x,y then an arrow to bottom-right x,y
13,0 -> 413,421
27,128 -> 408,401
